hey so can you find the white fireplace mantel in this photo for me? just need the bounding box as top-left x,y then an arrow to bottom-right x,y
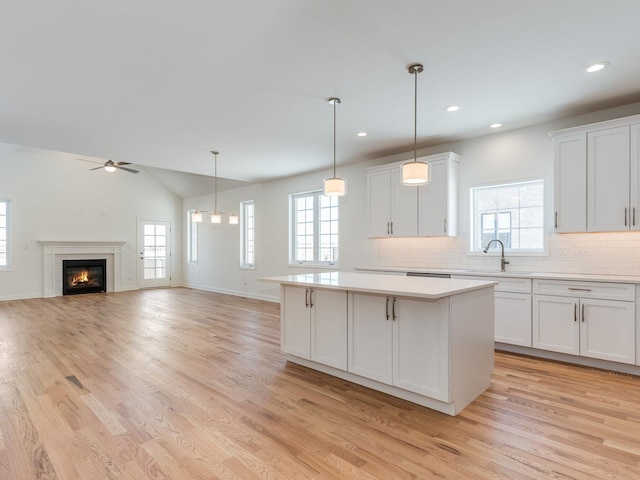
39,241 -> 126,297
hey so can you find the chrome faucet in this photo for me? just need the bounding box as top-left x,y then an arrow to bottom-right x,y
483,239 -> 510,272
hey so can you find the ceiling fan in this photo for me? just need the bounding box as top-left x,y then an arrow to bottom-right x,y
90,160 -> 139,174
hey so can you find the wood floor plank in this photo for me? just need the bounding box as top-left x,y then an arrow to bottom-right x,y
1,288 -> 640,479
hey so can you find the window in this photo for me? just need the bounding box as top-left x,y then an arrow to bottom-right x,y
0,200 -> 9,268
187,209 -> 198,265
240,200 -> 255,268
290,191 -> 339,265
471,180 -> 544,253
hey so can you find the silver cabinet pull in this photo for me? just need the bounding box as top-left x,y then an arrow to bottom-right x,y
574,303 -> 577,322
385,296 -> 390,320
581,303 -> 585,322
625,207 -> 628,226
309,289 -> 313,308
444,218 -> 447,233
392,297 -> 397,321
390,222 -> 394,235
555,211 -> 558,229
387,222 -> 390,235
305,288 -> 309,307
568,287 -> 591,292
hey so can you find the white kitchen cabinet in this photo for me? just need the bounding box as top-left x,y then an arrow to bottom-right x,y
550,114 -> 640,233
366,167 -> 417,237
281,285 -> 347,369
451,274 -> 532,347
418,156 -> 459,236
349,292 -> 450,402
366,152 -> 459,238
553,133 -> 587,232
532,280 -> 635,364
587,126 -> 631,231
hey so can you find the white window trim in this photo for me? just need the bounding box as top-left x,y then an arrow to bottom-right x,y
240,200 -> 255,269
289,190 -> 340,267
468,179 -> 548,257
0,199 -> 10,270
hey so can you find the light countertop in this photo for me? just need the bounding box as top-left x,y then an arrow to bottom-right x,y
260,271 -> 497,300
355,266 -> 640,284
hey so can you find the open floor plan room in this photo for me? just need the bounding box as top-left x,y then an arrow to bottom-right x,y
0,288 -> 638,480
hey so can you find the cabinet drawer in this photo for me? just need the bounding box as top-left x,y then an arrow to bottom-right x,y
451,275 -> 532,293
533,279 -> 635,301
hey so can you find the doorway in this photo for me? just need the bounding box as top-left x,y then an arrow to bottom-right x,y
138,219 -> 171,288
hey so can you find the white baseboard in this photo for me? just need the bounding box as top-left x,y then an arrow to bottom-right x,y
182,283 -> 279,303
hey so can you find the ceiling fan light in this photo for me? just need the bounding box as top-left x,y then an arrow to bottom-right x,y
402,161 -> 430,185
192,210 -> 203,223
211,212 -> 222,224
324,177 -> 346,196
228,214 -> 239,225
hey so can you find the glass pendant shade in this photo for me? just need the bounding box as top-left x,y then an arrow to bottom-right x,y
228,214 -> 239,225
192,210 -> 203,223
402,161 -> 430,185
323,177 -> 346,196
210,212 -> 222,224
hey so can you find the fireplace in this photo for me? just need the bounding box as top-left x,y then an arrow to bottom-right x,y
62,259 -> 107,295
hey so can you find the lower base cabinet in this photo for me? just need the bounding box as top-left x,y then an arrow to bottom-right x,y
533,294 -> 635,364
495,291 -> 532,347
349,292 -> 450,402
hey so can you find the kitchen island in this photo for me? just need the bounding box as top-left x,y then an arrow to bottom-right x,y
261,272 -> 496,416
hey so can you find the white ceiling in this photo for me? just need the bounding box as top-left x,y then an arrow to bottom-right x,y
2,1 -> 640,185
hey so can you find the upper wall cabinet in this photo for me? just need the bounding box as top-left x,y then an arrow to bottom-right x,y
549,114 -> 640,233
366,152 -> 460,238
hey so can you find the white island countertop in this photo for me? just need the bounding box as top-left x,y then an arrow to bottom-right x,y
260,271 -> 497,300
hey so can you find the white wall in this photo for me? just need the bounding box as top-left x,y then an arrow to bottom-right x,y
0,146 -> 183,300
182,101 -> 640,301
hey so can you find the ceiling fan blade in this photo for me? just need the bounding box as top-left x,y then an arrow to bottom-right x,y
115,162 -> 131,166
115,165 -> 139,174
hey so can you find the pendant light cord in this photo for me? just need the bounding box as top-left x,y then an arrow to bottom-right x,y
413,66 -> 418,163
211,151 -> 219,213
333,99 -> 337,178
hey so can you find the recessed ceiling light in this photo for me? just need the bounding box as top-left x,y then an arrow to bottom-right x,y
445,105 -> 460,112
586,62 -> 610,73
357,132 -> 367,137
490,123 -> 502,129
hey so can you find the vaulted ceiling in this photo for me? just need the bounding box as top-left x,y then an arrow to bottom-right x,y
1,1 -> 640,184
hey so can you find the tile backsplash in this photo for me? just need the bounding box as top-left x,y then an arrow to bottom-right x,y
377,231 -> 640,276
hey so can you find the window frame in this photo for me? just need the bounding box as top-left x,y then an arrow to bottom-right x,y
0,199 -> 10,269
470,179 -> 547,255
186,209 -> 198,266
240,200 -> 255,269
289,190 -> 340,267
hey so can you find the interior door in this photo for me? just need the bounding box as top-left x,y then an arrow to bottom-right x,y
138,219 -> 171,288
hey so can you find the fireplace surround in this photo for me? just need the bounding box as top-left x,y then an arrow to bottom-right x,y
39,241 -> 125,297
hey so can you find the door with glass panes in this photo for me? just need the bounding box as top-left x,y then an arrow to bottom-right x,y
138,219 -> 171,288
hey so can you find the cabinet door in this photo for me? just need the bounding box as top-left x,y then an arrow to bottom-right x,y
587,126 -> 631,231
495,292 -> 532,347
630,124 -> 640,230
281,286 -> 311,359
418,160 -> 449,236
348,293 -> 393,384
532,295 -> 579,355
312,289 -> 348,370
393,297 -> 450,402
580,299 -> 635,364
389,167 -> 418,236
367,169 -> 392,237
554,133 -> 587,232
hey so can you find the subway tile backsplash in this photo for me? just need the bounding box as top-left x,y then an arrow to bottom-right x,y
376,231 -> 640,276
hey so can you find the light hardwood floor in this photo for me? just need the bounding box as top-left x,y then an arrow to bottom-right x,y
0,288 -> 639,479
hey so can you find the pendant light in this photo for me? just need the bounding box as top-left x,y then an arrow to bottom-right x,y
191,209 -> 203,223
402,63 -> 430,185
323,97 -> 346,196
